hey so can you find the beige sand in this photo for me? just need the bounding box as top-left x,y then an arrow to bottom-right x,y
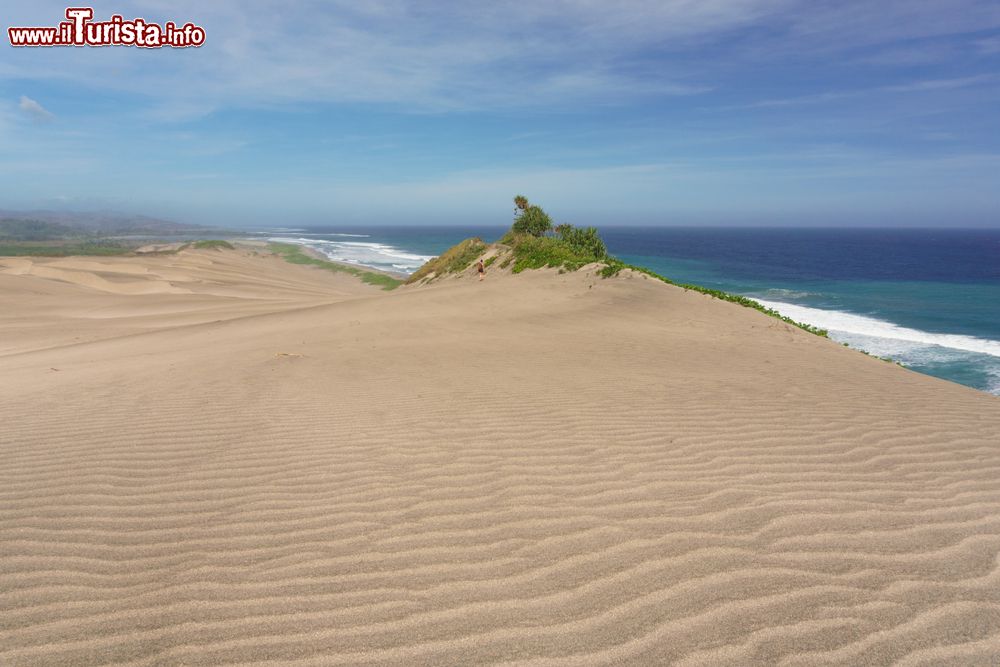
2,247 -> 999,666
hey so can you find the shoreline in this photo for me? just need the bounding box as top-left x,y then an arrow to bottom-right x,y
236,237 -> 410,281
294,243 -> 409,281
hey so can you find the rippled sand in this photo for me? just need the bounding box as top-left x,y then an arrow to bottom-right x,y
2,247 -> 999,665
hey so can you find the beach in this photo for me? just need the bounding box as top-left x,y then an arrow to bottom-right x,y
2,246 -> 1000,665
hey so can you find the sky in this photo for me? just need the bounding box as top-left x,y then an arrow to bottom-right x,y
2,0 -> 1000,228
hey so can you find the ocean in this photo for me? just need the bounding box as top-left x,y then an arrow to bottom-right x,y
261,226 -> 1000,396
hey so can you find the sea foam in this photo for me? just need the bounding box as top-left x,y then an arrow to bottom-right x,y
753,299 -> 1000,359
268,237 -> 434,273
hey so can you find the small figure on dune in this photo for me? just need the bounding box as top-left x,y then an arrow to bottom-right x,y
477,258 -> 485,281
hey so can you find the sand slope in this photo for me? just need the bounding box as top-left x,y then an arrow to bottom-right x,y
0,248 -> 379,356
2,251 -> 999,665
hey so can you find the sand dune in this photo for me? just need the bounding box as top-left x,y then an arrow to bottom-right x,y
2,249 -> 999,665
0,248 -> 379,356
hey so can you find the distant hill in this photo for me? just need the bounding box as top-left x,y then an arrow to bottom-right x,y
0,210 -> 226,241
0,219 -> 83,242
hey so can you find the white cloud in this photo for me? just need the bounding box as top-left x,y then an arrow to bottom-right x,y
885,74 -> 996,93
1,0 -> 781,117
781,0 -> 1000,50
18,95 -> 54,121
725,74 -> 996,111
977,36 -> 1000,54
2,1 -> 998,119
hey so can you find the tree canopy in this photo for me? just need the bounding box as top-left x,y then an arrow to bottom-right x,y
511,197 -> 552,237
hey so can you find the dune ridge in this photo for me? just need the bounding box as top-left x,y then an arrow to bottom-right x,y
2,250 -> 999,665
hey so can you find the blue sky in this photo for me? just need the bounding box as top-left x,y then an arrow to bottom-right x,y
2,0 -> 1000,228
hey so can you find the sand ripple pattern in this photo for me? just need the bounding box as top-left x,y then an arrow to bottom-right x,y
2,261 -> 1000,665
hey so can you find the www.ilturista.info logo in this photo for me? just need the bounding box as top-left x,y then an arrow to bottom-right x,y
8,7 -> 205,48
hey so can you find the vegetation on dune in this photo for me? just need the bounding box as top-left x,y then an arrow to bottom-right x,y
405,237 -> 487,284
507,233 -> 603,273
508,196 -> 828,336
508,195 -> 552,236
848,343 -> 903,365
499,197 -> 609,273
190,239 -> 235,250
407,194 -> 828,337
599,260 -> 828,337
503,195 -> 552,241
554,223 -> 607,259
510,205 -> 553,238
404,198 -> 606,282
269,242 -> 401,290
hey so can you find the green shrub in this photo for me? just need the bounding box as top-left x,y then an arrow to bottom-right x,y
497,207 -> 609,274
556,224 -> 607,259
599,262 -> 624,278
510,235 -> 602,273
511,205 -> 552,237
192,239 -> 235,250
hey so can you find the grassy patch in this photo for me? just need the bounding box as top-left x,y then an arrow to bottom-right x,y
509,234 -> 603,274
0,242 -> 130,257
599,259 -> 827,337
484,255 -> 498,268
406,237 -> 486,284
856,348 -> 904,365
269,243 -> 401,290
190,239 -> 235,250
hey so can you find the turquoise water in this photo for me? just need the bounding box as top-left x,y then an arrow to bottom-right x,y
599,228 -> 1000,395
258,225 -> 1000,396
622,257 -> 1000,394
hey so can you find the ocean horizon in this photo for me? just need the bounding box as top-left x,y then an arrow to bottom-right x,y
257,225 -> 1000,397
